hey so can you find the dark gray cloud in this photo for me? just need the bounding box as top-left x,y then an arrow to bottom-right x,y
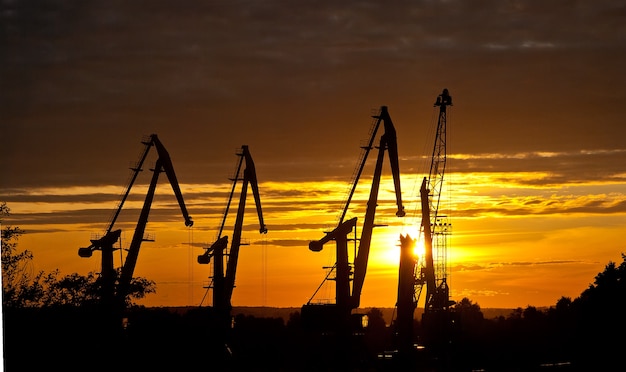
454,198 -> 626,218
2,0 -> 626,190
449,149 -> 626,184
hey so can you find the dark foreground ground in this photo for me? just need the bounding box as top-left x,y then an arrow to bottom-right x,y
2,305 -> 623,371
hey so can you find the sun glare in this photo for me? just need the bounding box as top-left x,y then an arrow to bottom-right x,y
368,225 -> 423,268
414,236 -> 426,264
377,238 -> 400,267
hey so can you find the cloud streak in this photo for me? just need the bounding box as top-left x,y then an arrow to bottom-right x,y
3,0 -> 626,188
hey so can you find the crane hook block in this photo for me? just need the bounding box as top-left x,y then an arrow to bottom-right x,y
197,235 -> 228,264
309,241 -> 324,252
185,217 -> 194,227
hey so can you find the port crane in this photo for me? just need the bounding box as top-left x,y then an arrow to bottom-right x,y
197,145 -> 267,346
396,89 -> 455,357
78,134 -> 193,311
302,106 -> 405,333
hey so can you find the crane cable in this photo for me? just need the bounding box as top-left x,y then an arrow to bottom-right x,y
401,104 -> 439,239
261,236 -> 267,306
188,225 -> 194,306
445,106 -> 454,290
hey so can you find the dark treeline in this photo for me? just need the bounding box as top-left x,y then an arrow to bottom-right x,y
4,254 -> 626,371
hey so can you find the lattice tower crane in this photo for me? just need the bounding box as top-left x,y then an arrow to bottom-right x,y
396,89 -> 455,356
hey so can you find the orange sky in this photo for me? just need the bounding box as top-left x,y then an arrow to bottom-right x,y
2,1 -> 626,310
5,137 -> 626,310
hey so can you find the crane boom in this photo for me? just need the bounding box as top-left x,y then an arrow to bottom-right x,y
337,106 -> 404,224
115,158 -> 161,306
77,137 -> 154,266
351,108 -> 405,308
151,135 -> 194,228
224,146 -> 267,306
116,135 -> 194,307
105,138 -> 153,234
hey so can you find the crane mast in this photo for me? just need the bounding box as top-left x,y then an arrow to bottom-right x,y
423,88 -> 452,313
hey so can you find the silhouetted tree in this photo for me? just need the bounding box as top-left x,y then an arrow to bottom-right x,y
567,253 -> 626,370
555,295 -> 572,311
453,297 -> 483,324
364,307 -> 389,355
576,254 -> 626,309
1,202 -> 42,308
2,202 -> 155,309
286,309 -> 302,328
366,307 -> 387,330
448,298 -> 486,369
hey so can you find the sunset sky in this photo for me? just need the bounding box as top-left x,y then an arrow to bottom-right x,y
2,1 -> 626,311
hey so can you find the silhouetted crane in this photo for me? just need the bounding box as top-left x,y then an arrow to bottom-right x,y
302,106 -> 405,337
396,89 -> 455,361
197,145 -> 267,356
78,134 -> 193,312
